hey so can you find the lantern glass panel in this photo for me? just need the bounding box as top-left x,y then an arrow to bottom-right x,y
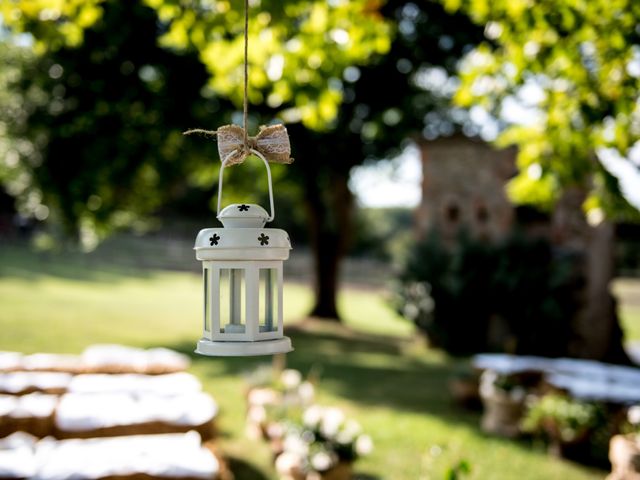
203,268 -> 210,332
220,268 -> 246,334
259,268 -> 278,332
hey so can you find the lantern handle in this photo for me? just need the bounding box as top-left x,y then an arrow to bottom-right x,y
216,148 -> 275,222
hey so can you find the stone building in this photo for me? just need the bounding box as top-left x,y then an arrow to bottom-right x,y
415,135 -> 517,242
412,135 -> 630,364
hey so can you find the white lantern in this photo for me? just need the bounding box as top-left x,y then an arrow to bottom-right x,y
194,150 -> 293,356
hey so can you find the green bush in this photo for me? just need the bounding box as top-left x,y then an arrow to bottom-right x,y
394,230 -> 580,356
521,394 -> 602,444
521,393 -> 619,466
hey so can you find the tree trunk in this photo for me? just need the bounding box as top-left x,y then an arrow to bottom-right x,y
552,186 -> 629,363
304,171 -> 354,321
309,229 -> 342,320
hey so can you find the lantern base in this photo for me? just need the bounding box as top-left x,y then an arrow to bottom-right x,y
195,336 -> 293,357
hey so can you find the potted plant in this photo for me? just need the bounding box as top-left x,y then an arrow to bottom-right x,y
522,393 -> 601,458
479,370 -> 528,438
274,406 -> 373,480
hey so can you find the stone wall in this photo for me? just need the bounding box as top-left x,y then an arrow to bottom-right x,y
415,135 -> 517,243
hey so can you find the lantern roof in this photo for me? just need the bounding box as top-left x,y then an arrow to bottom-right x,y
195,204 -> 290,260
218,203 -> 270,228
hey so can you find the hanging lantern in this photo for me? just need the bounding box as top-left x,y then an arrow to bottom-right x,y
194,149 -> 293,356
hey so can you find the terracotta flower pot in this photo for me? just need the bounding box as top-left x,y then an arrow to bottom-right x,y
480,392 -> 524,438
607,434 -> 640,480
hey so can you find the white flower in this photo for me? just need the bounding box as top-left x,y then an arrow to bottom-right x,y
320,407 -> 346,439
335,420 -> 361,445
283,433 -> 309,456
403,303 -> 419,320
355,434 -> 373,456
301,429 -> 315,444
628,405 -> 640,425
311,451 -> 336,472
281,369 -> 302,389
303,405 -> 324,428
298,381 -> 315,404
275,451 -> 304,477
266,422 -> 285,440
247,405 -> 267,424
335,430 -> 355,445
248,387 -> 280,406
342,419 -> 361,437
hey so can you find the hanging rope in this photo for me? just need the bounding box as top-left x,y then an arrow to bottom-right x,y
184,0 -> 292,166
242,0 -> 249,151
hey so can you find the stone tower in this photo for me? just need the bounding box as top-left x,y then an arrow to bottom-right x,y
415,135 -> 517,242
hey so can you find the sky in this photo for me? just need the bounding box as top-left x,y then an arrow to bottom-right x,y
350,145 -> 422,208
598,147 -> 640,211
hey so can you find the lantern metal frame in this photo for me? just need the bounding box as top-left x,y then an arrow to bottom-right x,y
194,149 -> 293,357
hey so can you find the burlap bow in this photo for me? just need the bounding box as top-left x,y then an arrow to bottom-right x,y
216,124 -> 293,166
184,124 -> 293,166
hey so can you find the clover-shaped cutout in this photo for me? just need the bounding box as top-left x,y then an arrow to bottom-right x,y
209,234 -> 220,246
238,204 -> 250,212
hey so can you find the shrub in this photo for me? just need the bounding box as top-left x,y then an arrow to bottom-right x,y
521,394 -> 602,444
520,393 -> 621,465
394,230 -> 579,356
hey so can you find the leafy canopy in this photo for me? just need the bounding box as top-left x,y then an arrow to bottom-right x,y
1,0 -> 393,131
142,0 -> 392,130
444,0 -> 640,218
0,0 -> 104,51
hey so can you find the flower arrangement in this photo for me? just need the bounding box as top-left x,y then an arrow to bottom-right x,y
275,406 -> 373,480
478,370 -> 532,438
245,366 -> 373,480
521,393 -> 602,457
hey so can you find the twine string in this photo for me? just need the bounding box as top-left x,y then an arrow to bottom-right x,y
243,0 -> 249,151
185,0 -> 250,153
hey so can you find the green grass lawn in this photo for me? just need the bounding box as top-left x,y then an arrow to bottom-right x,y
0,245 -> 606,480
614,279 -> 640,342
621,306 -> 640,341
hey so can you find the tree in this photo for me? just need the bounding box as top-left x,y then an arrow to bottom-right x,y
441,0 -> 640,361
0,0 -> 230,246
280,1 -> 485,319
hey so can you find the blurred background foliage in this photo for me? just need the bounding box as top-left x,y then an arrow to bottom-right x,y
0,0 -> 639,323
